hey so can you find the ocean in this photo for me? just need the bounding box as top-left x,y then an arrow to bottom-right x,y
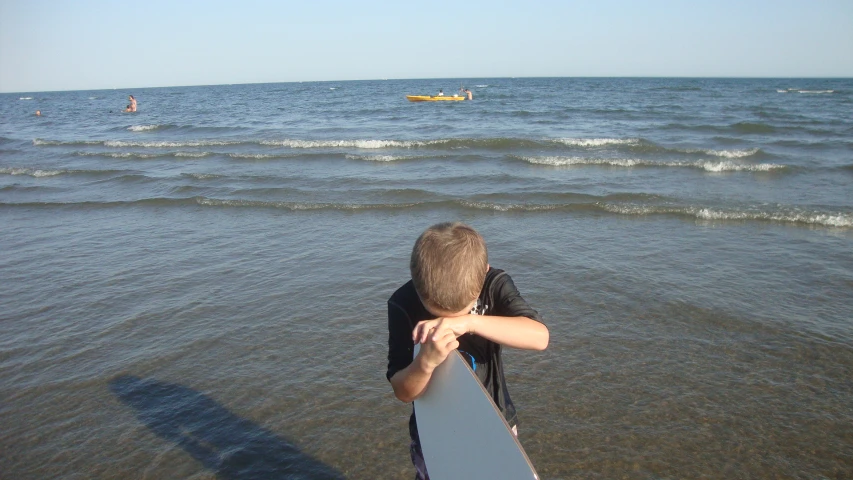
1,77 -> 851,479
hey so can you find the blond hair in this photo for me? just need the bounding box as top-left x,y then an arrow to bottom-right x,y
410,222 -> 488,312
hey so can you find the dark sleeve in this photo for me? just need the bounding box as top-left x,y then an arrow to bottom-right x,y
386,300 -> 415,382
491,273 -> 543,323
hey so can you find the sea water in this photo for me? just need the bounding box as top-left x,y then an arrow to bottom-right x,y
1,78 -> 851,478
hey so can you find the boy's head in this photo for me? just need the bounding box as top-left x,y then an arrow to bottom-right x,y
410,222 -> 488,315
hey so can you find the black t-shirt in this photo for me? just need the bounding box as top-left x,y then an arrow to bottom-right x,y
386,267 -> 543,443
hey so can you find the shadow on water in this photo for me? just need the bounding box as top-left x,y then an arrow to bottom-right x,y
110,375 -> 345,480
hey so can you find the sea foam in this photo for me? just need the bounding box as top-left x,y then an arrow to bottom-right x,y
520,156 -> 785,172
127,125 -> 162,132
260,139 -> 439,149
0,167 -> 64,177
553,138 -> 640,147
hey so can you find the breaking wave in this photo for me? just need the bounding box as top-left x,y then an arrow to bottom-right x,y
259,139 -> 444,149
517,156 -> 786,172
0,167 -> 65,177
127,125 -> 164,132
553,138 -> 641,147
4,195 -> 847,228
600,204 -> 853,228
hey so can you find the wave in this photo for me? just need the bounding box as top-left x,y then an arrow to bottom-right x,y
19,97 -> 33,100
553,138 -> 640,147
74,151 -> 214,159
23,136 -> 767,159
181,173 -> 224,180
105,140 -> 240,148
34,138 -> 102,146
0,167 -> 65,177
35,138 -> 242,148
2,195 -> 847,228
344,153 -> 444,162
517,156 -> 786,172
600,204 -> 853,228
699,148 -> 760,158
0,167 -> 127,178
127,125 -> 165,132
259,139 -> 445,149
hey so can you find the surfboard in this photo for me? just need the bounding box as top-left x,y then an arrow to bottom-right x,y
413,345 -> 539,479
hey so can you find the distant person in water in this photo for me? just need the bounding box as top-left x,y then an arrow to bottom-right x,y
125,105 -> 132,112
437,89 -> 444,96
35,110 -> 41,116
128,95 -> 137,112
464,89 -> 473,100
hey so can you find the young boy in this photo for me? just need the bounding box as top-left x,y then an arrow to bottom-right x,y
386,222 -> 549,479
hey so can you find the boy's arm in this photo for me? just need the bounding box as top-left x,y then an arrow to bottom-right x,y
415,314 -> 549,351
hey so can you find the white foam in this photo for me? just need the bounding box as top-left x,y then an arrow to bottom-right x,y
104,140 -> 237,148
75,151 -> 161,158
700,161 -> 785,172
695,208 -> 852,227
553,138 -> 640,147
260,139 -> 440,149
174,152 -> 211,157
522,156 -> 649,167
127,125 -> 162,132
601,204 -> 852,227
0,167 -> 64,177
228,153 -> 281,159
702,148 -> 760,158
475,85 -> 489,88
19,97 -> 33,100
33,138 -> 101,146
521,156 -> 784,172
345,154 -> 407,162
798,90 -> 833,94
462,201 -> 557,212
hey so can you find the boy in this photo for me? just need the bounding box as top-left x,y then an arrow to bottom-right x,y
386,222 -> 549,479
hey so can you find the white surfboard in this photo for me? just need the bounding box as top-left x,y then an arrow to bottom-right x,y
413,345 -> 539,479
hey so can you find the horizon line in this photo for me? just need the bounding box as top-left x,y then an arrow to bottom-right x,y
2,75 -> 851,95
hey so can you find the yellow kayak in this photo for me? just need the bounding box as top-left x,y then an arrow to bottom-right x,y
406,95 -> 466,102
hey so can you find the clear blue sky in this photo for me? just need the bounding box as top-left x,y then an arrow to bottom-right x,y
1,0 -> 851,93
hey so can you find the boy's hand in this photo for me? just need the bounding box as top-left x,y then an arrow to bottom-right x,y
413,316 -> 471,344
416,327 -> 459,371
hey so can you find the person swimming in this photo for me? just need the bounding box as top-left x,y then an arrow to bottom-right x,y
128,95 -> 137,112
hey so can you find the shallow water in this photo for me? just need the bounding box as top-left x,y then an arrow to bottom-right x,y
2,78 -> 852,478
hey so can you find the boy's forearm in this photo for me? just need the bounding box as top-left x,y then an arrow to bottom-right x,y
468,315 -> 549,351
389,355 -> 435,403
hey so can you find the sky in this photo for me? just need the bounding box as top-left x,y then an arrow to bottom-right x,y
1,0 -> 851,93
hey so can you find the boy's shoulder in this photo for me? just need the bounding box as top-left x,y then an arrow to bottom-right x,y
388,279 -> 420,309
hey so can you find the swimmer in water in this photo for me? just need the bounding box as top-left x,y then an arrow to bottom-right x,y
35,110 -> 41,116
128,95 -> 137,112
